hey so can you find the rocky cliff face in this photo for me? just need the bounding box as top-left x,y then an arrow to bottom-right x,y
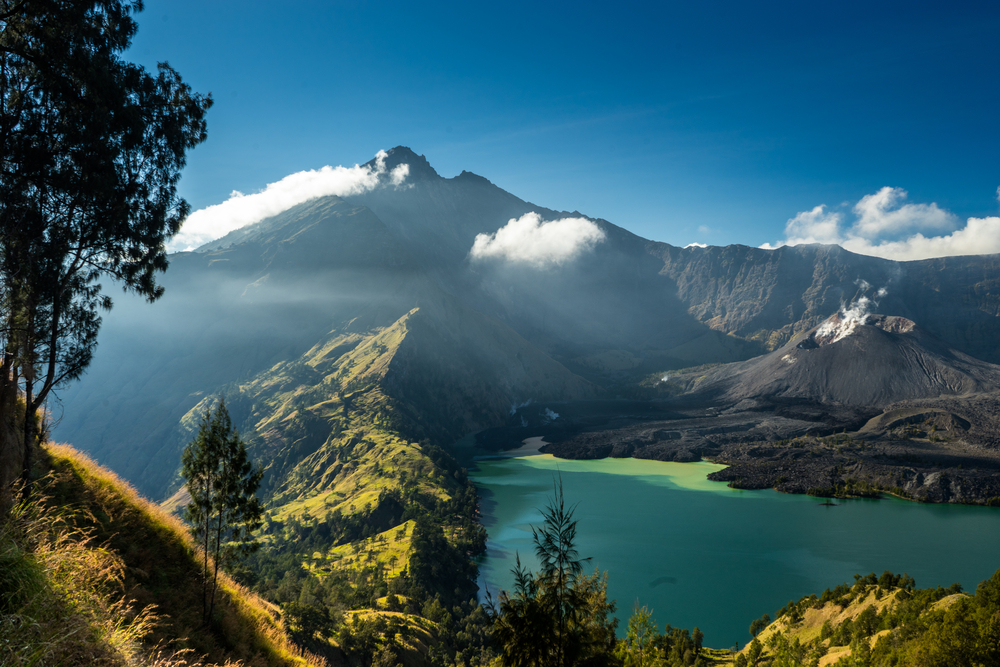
652,242 -> 1000,364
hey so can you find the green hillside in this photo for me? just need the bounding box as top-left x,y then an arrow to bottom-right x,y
731,570 -> 1000,667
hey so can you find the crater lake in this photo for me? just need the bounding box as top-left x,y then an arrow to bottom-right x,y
471,451 -> 1000,647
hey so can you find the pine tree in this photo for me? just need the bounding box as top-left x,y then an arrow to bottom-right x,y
182,399 -> 262,623
488,479 -> 618,667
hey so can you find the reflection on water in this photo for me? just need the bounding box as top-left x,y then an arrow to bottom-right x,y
471,451 -> 1000,647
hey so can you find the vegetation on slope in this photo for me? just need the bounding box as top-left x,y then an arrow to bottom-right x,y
0,442 -> 325,667
736,569 -> 1000,667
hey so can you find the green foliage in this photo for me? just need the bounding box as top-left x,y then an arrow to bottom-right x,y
616,604 -> 664,667
182,399 -> 263,624
749,613 -> 770,638
0,0 -> 210,491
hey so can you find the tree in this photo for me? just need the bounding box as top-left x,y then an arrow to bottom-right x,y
0,0 -> 211,497
616,604 -> 664,667
533,479 -> 589,667
487,480 -> 618,667
182,399 -> 262,623
749,613 -> 770,638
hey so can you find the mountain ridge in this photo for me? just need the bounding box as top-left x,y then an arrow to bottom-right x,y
54,146 -> 1000,506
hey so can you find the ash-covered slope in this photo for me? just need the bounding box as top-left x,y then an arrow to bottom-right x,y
690,309 -> 1000,407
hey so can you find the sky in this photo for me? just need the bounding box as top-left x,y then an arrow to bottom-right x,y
128,0 -> 1000,258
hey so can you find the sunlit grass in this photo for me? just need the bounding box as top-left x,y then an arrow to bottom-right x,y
317,519 -> 416,579
0,442 -> 330,666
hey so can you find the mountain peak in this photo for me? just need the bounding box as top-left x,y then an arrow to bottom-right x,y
365,146 -> 440,181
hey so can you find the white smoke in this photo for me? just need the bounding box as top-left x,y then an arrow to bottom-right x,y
168,150 -> 408,252
685,242 -> 707,249
469,212 -> 606,267
816,296 -> 875,344
815,282 -> 889,344
543,408 -> 560,422
762,187 -> 1000,261
509,399 -> 533,416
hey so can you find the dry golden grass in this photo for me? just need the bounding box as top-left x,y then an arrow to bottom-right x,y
1,442 -> 332,667
0,485 -> 159,666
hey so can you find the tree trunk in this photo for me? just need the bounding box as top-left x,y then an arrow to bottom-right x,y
209,503 -> 226,620
20,382 -> 34,498
0,354 -> 17,513
201,483 -> 211,624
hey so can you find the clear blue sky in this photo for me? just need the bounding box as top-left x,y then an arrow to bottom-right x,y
128,0 -> 1000,249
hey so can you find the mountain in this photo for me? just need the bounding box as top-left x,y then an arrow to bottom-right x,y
353,148 -> 1000,372
56,193 -> 594,500
689,312 -> 1000,406
54,145 -> 1000,506
653,242 -> 1000,362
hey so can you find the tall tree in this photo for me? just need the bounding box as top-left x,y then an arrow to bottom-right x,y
182,399 -> 263,623
533,480 -> 590,667
0,0 -> 211,495
488,480 -> 618,667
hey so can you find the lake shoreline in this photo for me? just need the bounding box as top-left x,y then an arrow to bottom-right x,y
470,451 -> 1000,646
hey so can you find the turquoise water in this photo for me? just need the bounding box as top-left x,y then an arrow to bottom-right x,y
471,453 -> 1000,648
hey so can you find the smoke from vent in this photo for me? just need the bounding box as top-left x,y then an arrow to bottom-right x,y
815,282 -> 890,344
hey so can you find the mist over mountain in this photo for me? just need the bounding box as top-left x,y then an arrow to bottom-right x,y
54,147 -> 1000,502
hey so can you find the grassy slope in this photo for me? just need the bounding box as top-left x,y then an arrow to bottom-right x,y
32,442 -> 327,667
157,310 -> 482,663
732,573 -> 980,667
204,310 -> 464,578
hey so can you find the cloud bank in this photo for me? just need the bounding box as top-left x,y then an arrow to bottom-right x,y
168,150 -> 406,252
469,212 -> 606,267
763,187 -> 1000,261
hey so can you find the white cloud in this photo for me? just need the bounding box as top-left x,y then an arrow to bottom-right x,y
762,187 -> 1000,261
684,242 -> 707,249
168,150 -> 406,252
839,216 -> 1000,260
469,212 -> 606,267
851,187 -> 955,239
390,163 -> 409,186
781,205 -> 843,245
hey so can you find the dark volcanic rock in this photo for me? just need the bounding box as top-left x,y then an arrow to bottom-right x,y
689,313 -> 1000,407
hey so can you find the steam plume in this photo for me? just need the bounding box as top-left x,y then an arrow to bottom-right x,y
815,282 -> 889,343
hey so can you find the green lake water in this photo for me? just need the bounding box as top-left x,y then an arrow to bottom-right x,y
470,452 -> 1000,648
